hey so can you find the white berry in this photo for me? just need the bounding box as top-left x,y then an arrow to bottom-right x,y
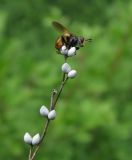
32,133 -> 41,145
48,110 -> 56,120
68,47 -> 76,56
24,132 -> 32,145
61,63 -> 71,73
40,105 -> 49,117
68,70 -> 77,78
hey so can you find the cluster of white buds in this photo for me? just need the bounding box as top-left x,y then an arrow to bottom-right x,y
24,43 -> 80,154
60,45 -> 76,57
24,105 -> 56,145
40,105 -> 56,120
24,132 -> 41,146
62,63 -> 77,78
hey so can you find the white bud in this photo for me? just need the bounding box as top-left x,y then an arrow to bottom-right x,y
61,49 -> 68,55
68,70 -> 77,78
40,105 -> 49,117
48,110 -> 56,120
68,47 -> 76,56
32,133 -> 41,145
60,45 -> 68,55
61,45 -> 66,51
24,132 -> 32,145
61,63 -> 71,73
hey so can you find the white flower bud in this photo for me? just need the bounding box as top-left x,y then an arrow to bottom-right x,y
68,70 -> 77,78
24,132 -> 32,145
61,49 -> 68,55
32,133 -> 41,145
61,45 -> 66,51
40,105 -> 49,117
61,63 -> 71,73
48,110 -> 56,120
60,45 -> 68,55
68,47 -> 76,56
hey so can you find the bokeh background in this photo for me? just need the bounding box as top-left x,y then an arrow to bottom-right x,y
0,0 -> 132,159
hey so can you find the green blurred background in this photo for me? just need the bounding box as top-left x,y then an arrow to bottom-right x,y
0,0 -> 132,159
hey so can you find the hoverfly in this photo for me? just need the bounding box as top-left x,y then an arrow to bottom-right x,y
52,21 -> 92,51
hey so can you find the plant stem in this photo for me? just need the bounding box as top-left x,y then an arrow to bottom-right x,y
29,72 -> 68,160
53,75 -> 68,108
50,89 -> 57,110
30,120 -> 50,160
28,146 -> 32,160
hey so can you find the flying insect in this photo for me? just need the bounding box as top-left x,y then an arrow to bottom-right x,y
52,21 -> 91,51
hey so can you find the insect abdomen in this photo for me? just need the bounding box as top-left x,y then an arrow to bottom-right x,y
55,37 -> 63,50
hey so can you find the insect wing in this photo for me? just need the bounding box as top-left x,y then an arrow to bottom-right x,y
52,21 -> 70,34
